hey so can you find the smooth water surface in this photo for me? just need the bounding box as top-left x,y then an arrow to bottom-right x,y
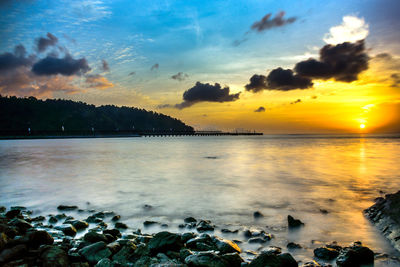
1,135 -> 400,265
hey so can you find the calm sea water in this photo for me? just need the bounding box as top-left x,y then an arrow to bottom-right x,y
1,135 -> 400,265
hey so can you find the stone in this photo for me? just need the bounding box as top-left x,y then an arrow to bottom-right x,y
40,245 -> 70,267
6,210 -> 21,219
31,216 -> 46,222
0,206 -> 6,213
114,222 -> 128,229
57,205 -> 78,211
336,244 -> 374,266
314,247 -> 339,260
185,251 -> 229,267
287,242 -> 302,249
112,242 -> 137,265
8,218 -> 33,233
86,215 -> 103,223
28,230 -> 54,248
180,248 -> 193,261
147,231 -> 183,254
196,220 -> 214,232
107,241 -> 121,254
213,237 -> 241,253
0,244 -> 27,264
302,261 -> 321,267
249,252 -> 298,267
55,224 -> 77,237
181,232 -> 197,243
0,232 -> 9,250
253,211 -> 264,218
221,252 -> 244,267
143,221 -> 158,227
288,215 -> 304,228
79,241 -> 112,265
69,220 -> 89,230
221,228 -> 239,234
184,217 -> 197,223
49,216 -> 58,224
95,258 -> 114,267
111,215 -> 120,222
10,206 -> 27,211
84,231 -> 108,243
103,229 -> 121,238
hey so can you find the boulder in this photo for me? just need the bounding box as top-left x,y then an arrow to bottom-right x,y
95,258 -> 114,267
8,218 -> 32,233
196,220 -> 214,232
184,217 -> 197,223
112,242 -> 137,265
253,211 -> 264,218
55,224 -> 77,237
28,230 -> 54,248
79,241 -> 112,265
148,231 -> 183,254
0,244 -> 27,264
69,220 -> 89,230
314,246 -> 339,260
5,210 -> 21,219
302,261 -> 321,267
213,237 -> 241,253
336,244 -> 374,267
185,251 -> 229,267
220,252 -> 243,267
287,242 -> 302,249
288,215 -> 304,228
249,252 -> 298,267
57,205 -> 78,211
40,245 -> 70,267
84,231 -> 108,243
114,222 -> 128,229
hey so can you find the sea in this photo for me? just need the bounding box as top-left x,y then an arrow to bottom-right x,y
1,134 -> 400,265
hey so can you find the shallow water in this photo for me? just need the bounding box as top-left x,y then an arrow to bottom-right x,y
1,135 -> 400,265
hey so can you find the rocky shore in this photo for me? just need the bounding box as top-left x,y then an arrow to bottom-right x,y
0,204 -> 391,267
364,190 -> 400,252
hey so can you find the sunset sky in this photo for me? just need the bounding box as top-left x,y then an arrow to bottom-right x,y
1,0 -> 399,133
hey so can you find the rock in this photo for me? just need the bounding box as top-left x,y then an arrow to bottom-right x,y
0,232 -> 9,250
5,210 -> 21,219
143,221 -> 158,227
79,241 -> 112,265
184,217 -> 197,223
181,232 -> 197,243
8,218 -> 33,233
221,252 -> 244,267
0,206 -> 6,213
55,224 -> 77,236
364,190 -> 400,252
287,242 -> 302,249
0,244 -> 27,263
143,204 -> 153,210
86,215 -> 103,223
31,215 -> 46,222
185,251 -> 229,267
28,230 -> 54,248
302,261 -> 321,267
49,216 -> 58,224
253,211 -> 264,218
111,215 -> 120,222
68,220 -> 89,230
72,263 -> 90,267
180,248 -> 193,261
186,234 -> 215,250
248,237 -> 270,244
10,206 -> 27,211
213,236 -> 241,253
95,258 -> 114,267
112,242 -> 137,264
84,231 -> 108,243
103,229 -> 121,238
196,220 -> 214,232
148,231 -> 183,254
40,245 -> 70,267
314,246 -> 339,260
249,252 -> 298,267
259,246 -> 282,255
319,209 -> 329,214
114,222 -> 128,229
336,244 -> 374,266
288,215 -> 304,228
221,228 -> 239,234
57,205 -> 78,211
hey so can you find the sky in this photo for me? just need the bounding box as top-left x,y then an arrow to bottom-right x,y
1,0 -> 400,133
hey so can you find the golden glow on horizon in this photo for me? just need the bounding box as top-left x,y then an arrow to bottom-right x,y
360,124 -> 366,129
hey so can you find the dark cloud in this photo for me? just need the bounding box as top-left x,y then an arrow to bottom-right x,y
156,104 -> 172,109
266,68 -> 313,90
36,33 -> 58,53
251,11 -> 296,32
174,82 -> 240,109
391,73 -> 400,87
171,72 -> 189,81
375,53 -> 392,60
101,59 -> 109,72
128,71 -> 136,76
254,106 -> 265,112
290,99 -> 302,104
32,54 -> 90,76
295,40 -> 368,82
0,45 -> 33,73
85,74 -> 113,89
151,63 -> 159,71
245,74 -> 267,92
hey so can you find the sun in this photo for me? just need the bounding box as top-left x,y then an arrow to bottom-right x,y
360,124 -> 366,129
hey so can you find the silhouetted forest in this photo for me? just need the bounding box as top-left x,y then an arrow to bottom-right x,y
0,95 -> 193,134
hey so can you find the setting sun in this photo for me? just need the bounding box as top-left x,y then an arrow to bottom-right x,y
360,124 -> 366,129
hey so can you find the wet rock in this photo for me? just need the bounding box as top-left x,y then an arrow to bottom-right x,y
185,251 -> 229,267
196,220 -> 215,232
0,232 -> 9,250
319,209 -> 329,214
180,248 -> 193,261
249,251 -> 298,267
28,230 -> 54,248
0,206 -> 6,213
57,205 -> 78,211
143,204 -> 153,211
0,244 -> 27,264
95,258 -> 114,267
288,215 -> 304,228
31,215 -> 46,222
8,218 -> 32,233
302,261 -> 321,267
5,210 -> 21,219
287,242 -> 302,249
107,241 -> 121,254
253,211 -> 264,218
10,206 -> 27,211
112,242 -> 137,264
221,228 -> 239,234
55,224 -> 77,237
79,241 -> 112,265
221,252 -> 244,267
103,229 -> 121,238
184,217 -> 197,224
86,215 -> 103,223
49,216 -> 58,224
111,215 -> 120,222
182,232 -> 197,243
143,220 -> 158,227
68,220 -> 89,230
186,234 -> 215,251
114,222 -> 128,229
84,231 -> 108,243
213,236 -> 241,253
40,245 -> 70,267
314,247 -> 339,260
148,231 -> 183,254
259,246 -> 282,255
336,244 -> 374,267
72,263 -> 90,267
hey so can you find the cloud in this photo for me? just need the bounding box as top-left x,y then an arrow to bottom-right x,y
251,11 -> 296,32
36,33 -> 59,53
128,71 -> 136,76
245,74 -> 267,93
85,74 -> 113,89
101,59 -> 109,72
254,106 -> 265,112
32,54 -> 90,76
323,16 -> 369,45
294,40 -> 368,82
391,73 -> 400,87
171,72 -> 189,81
173,82 -> 240,109
290,99 -> 302,104
0,45 -> 35,73
151,63 -> 159,71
